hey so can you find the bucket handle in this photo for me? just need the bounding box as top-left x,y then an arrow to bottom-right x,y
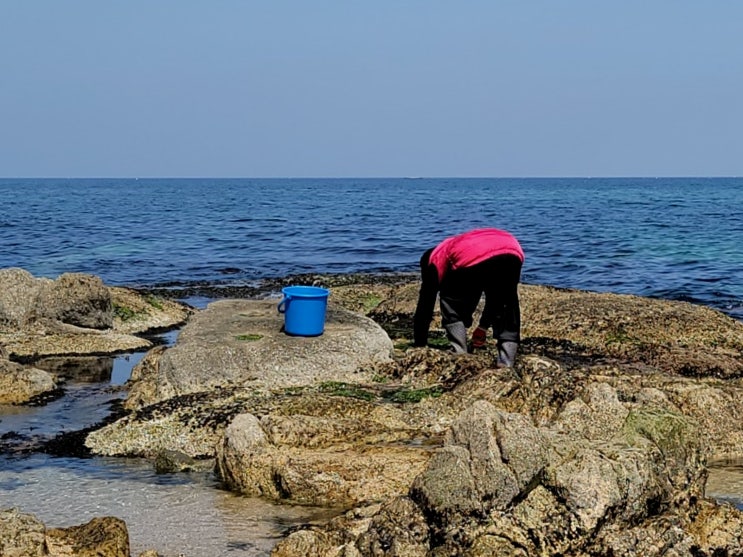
277,294 -> 291,314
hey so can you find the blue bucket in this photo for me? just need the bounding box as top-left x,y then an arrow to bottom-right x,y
277,286 -> 330,336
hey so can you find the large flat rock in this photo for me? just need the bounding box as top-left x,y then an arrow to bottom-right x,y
127,299 -> 395,405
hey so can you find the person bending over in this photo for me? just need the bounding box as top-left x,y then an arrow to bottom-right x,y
413,228 -> 524,367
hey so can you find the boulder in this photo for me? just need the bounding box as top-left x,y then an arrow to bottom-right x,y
550,381 -> 630,441
662,381 -> 743,461
686,499 -> 743,555
0,509 -> 165,557
355,497 -> 430,557
0,269 -> 113,331
87,297 -> 401,459
0,508 -> 46,557
45,516 -> 130,557
126,299 -> 394,407
33,273 -> 113,330
215,411 -> 431,506
0,269 -> 44,329
409,401 -> 549,531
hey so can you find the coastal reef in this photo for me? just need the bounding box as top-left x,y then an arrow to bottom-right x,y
3,269 -> 743,556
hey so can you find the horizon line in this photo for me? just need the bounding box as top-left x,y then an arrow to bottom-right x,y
1,175 -> 741,180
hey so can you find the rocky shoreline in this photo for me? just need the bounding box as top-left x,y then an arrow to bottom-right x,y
2,267 -> 743,556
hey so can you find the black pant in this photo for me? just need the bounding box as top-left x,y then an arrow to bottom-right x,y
439,254 -> 522,343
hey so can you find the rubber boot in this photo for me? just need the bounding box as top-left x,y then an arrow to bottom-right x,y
445,321 -> 469,354
497,341 -> 518,367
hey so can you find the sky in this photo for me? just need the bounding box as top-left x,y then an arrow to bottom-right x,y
1,1 -> 741,178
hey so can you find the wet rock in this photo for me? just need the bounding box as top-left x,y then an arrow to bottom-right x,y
66,274 -> 743,556
271,529 -> 338,557
662,381 -> 743,461
122,346 -> 167,411
272,503 -> 383,557
88,371 -> 445,468
46,516 -> 129,557
85,387 -> 243,458
686,499 -> 743,554
550,381 -> 629,441
0,358 -> 56,405
334,276 -> 743,379
1,509 -> 170,557
519,284 -> 743,378
0,269 -> 190,407
620,407 -> 707,505
153,449 -> 203,473
109,286 -> 191,335
409,402 -> 549,551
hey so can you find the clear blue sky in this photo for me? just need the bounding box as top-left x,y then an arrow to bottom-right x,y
1,1 -> 741,178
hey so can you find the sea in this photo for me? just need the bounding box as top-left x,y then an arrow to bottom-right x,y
1,177 -> 741,320
1,177 -> 742,556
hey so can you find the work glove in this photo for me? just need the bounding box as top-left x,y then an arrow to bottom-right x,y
497,341 -> 518,367
471,326 -> 487,349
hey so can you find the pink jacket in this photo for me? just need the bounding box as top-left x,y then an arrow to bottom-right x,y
429,228 -> 524,282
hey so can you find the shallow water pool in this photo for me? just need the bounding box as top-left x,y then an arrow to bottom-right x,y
705,461 -> 743,511
0,452 -> 335,556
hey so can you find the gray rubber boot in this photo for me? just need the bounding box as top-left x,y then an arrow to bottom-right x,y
498,341 -> 519,367
445,321 -> 469,354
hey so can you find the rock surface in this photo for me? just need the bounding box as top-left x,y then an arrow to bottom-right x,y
0,268 -> 191,404
0,508 -> 46,557
86,299 -> 396,458
33,272 -> 113,330
0,268 -> 191,361
124,299 -> 395,407
271,390 -> 735,557
45,516 -> 130,557
0,509 -> 143,557
0,359 -> 56,405
6,271 -> 743,556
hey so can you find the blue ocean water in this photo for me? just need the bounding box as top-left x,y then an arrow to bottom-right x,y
1,177 -> 741,320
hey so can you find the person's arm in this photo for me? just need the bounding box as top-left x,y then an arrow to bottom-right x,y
413,265 -> 439,346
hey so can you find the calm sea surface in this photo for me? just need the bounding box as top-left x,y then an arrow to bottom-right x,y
1,177 -> 741,320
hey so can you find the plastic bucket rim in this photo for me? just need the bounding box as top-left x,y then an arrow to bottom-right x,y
281,285 -> 330,298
